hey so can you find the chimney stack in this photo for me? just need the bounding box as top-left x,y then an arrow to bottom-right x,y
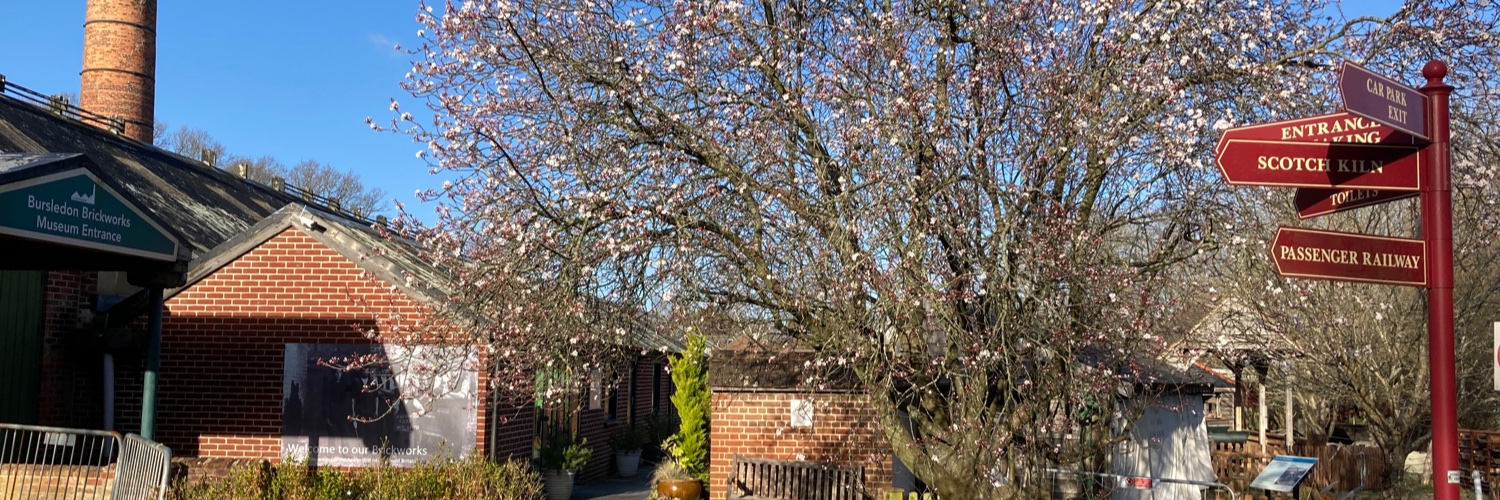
80,0 -> 157,142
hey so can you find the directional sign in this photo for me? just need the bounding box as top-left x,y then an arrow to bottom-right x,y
1340,61 -> 1429,140
1215,139 -> 1421,190
1295,188 -> 1419,220
1270,226 -> 1426,286
1216,112 -> 1426,158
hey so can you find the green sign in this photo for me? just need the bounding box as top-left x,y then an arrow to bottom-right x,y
0,169 -> 178,261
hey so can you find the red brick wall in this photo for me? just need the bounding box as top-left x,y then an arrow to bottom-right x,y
709,391 -> 892,500
112,227 -> 492,461
487,399 -> 535,461
28,225 -> 690,474
570,354 -> 676,482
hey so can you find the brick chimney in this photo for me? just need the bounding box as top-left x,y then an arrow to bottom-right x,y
80,0 -> 157,142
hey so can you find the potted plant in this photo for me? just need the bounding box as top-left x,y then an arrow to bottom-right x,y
657,332 -> 710,498
609,422 -> 647,477
642,413 -> 676,462
539,430 -> 592,500
652,456 -> 700,500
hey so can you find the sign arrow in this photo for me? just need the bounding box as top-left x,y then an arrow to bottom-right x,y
1270,226 -> 1426,287
1215,139 -> 1421,190
1216,112 -> 1426,157
1339,61 -> 1429,140
1215,112 -> 1427,217
1294,188 -> 1419,220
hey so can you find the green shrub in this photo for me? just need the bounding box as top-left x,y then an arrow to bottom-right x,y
609,422 -> 647,452
538,429 -> 593,472
168,454 -> 540,500
667,331 -> 710,482
167,460 -> 270,500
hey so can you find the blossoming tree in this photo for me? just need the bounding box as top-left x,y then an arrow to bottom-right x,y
378,0 -> 1499,495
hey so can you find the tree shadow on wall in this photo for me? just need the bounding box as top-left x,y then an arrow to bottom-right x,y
283,342 -> 415,467
281,341 -> 477,468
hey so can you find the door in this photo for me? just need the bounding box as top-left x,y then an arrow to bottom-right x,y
0,270 -> 44,424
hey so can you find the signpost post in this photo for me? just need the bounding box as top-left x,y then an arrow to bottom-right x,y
1214,60 -> 1458,499
1419,60 -> 1459,499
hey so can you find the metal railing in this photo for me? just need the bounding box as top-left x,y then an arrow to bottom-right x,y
1045,467 -> 1237,500
0,423 -> 171,500
0,75 -> 381,228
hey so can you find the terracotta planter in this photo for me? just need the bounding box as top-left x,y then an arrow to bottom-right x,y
656,478 -> 703,499
616,449 -> 642,477
543,469 -> 575,500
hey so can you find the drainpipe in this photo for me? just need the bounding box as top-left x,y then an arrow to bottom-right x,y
141,286 -> 163,440
103,353 -> 115,430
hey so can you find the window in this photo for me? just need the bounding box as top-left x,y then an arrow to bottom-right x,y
627,363 -> 638,423
651,363 -> 663,413
606,385 -> 620,423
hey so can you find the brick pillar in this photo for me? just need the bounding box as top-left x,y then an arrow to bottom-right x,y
708,351 -> 892,500
80,0 -> 156,142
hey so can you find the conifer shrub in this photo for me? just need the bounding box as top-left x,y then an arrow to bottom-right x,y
665,331 -> 710,483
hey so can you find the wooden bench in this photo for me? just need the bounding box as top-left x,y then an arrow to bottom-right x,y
726,455 -> 865,500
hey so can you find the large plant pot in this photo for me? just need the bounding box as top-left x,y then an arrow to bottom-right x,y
656,478 -> 703,500
544,469 -> 575,500
616,449 -> 642,477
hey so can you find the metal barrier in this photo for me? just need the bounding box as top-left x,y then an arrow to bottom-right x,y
115,434 -> 172,500
1045,467 -> 1237,500
0,423 -> 171,500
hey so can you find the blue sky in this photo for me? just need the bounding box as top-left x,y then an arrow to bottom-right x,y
1,1 -> 1403,222
0,1 -> 430,216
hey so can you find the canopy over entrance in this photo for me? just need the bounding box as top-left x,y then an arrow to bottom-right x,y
1,153 -> 186,275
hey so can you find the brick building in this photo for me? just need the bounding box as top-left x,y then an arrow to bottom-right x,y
706,335 -> 1229,499
0,0 -> 677,483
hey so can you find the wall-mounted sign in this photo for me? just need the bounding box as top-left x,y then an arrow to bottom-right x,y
790,399 -> 813,428
0,168 -> 178,261
282,343 -> 477,467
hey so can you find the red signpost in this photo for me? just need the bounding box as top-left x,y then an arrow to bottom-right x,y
1420,61 -> 1459,498
1215,60 -> 1458,499
1214,112 -> 1426,154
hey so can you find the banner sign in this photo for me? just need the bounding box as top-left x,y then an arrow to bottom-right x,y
282,344 -> 478,467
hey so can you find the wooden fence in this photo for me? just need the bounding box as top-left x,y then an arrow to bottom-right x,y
1211,435 -> 1387,496
1460,428 -> 1500,493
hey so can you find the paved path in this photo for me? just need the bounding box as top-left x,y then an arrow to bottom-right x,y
569,463 -> 655,500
